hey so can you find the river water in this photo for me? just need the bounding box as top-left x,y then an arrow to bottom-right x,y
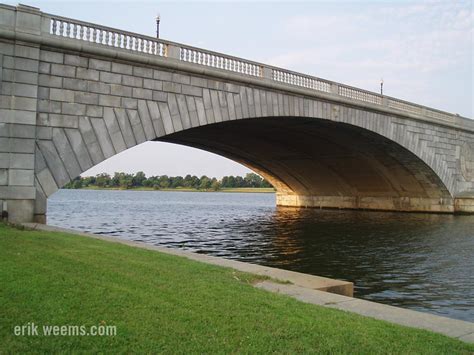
48,189 -> 474,322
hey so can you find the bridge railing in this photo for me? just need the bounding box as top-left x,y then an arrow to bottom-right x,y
41,11 -> 458,123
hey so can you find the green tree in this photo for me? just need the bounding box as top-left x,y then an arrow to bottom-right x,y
133,171 -> 146,187
95,173 -> 111,188
199,176 -> 212,190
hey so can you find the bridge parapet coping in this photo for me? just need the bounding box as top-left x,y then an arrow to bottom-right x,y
0,4 -> 464,128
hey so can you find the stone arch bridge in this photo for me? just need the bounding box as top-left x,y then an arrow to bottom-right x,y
0,4 -> 473,223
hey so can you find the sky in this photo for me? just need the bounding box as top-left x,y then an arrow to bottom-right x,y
6,0 -> 473,178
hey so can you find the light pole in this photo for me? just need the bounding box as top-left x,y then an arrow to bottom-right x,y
156,14 -> 161,39
380,78 -> 384,96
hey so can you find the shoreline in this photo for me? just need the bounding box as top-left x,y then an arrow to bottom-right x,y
63,187 -> 276,193
20,223 -> 474,344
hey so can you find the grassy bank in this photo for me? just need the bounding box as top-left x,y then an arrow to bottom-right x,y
0,224 -> 472,353
77,186 -> 275,193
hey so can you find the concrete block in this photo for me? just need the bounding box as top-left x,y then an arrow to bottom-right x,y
63,78 -> 88,91
210,90 -> 223,122
9,138 -> 35,153
15,44 -> 40,60
90,118 -> 116,158
14,57 -> 38,72
36,167 -> 58,197
6,199 -> 35,223
99,95 -> 121,107
64,128 -> 93,172
0,168 -> 7,185
50,88 -> 74,102
100,71 -> 122,84
172,73 -> 191,85
143,79 -> 163,90
89,58 -> 111,71
86,105 -> 103,117
190,76 -> 207,88
152,91 -> 167,102
64,54 -> 88,67
38,87 -> 49,99
153,69 -> 172,81
163,82 -> 181,93
111,62 -> 133,75
146,101 -> 165,137
137,100 -> 156,140
0,185 -> 34,200
8,169 -> 34,186
103,107 -> 126,154
76,67 -> 100,81
195,97 -> 207,125
126,110 -> 147,144
10,153 -> 34,169
158,102 -> 174,134
36,126 -> 52,140
122,98 -> 138,109
122,75 -> 143,87
132,88 -> 152,100
39,114 -> 78,129
133,66 -> 153,78
11,70 -> 38,85
12,83 -> 37,98
39,74 -> 62,88
51,64 -> 76,78
0,152 -> 8,168
78,117 -> 105,165
7,124 -> 35,138
182,85 -> 202,97
110,84 -> 132,97
114,108 -> 136,148
74,92 -> 99,105
0,109 -> 35,124
88,82 -> 110,94
52,128 -> 82,179
62,103 -> 86,116
40,50 -> 64,64
11,97 -> 37,111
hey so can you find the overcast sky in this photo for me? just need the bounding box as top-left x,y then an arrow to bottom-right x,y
7,0 -> 473,177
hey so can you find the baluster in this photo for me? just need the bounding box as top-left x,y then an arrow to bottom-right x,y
125,36 -> 130,49
144,39 -> 148,53
65,22 -> 70,37
97,29 -> 102,43
58,21 -> 64,36
72,24 -> 77,38
51,19 -> 57,34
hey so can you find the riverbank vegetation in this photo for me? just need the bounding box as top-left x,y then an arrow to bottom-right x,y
1,223 -> 472,353
63,172 -> 274,192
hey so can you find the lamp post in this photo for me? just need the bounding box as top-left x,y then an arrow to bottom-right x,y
156,14 -> 161,38
380,78 -> 384,96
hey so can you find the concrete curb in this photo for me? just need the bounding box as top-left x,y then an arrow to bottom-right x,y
21,223 -> 474,343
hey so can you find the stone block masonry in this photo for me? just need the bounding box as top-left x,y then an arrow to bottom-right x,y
0,4 -> 473,222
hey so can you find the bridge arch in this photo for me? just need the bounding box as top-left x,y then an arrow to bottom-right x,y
0,4 -> 472,222
35,96 -> 455,218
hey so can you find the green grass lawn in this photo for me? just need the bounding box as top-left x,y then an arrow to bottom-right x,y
0,224 -> 472,353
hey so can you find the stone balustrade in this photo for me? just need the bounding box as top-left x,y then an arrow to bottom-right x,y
42,12 -> 459,124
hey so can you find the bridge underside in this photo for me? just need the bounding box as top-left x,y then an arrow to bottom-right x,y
161,117 -> 455,213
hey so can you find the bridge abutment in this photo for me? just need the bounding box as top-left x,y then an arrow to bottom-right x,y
276,194 -> 464,213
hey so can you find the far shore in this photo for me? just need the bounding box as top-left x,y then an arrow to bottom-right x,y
63,187 -> 276,193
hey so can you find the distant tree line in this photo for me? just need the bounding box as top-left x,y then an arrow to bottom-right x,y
63,172 -> 273,191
